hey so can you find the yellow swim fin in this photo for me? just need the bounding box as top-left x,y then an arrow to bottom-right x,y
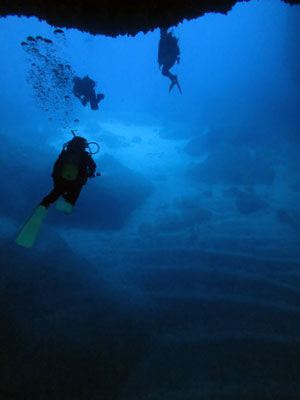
16,205 -> 48,248
56,198 -> 73,214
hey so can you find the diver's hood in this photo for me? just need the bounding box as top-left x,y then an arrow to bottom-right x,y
63,131 -> 100,155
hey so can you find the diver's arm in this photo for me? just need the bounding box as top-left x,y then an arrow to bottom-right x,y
87,155 -> 96,177
51,151 -> 65,179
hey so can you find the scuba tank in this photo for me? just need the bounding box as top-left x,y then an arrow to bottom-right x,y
61,151 -> 81,181
61,136 -> 86,181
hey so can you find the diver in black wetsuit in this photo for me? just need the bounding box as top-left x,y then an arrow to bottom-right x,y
158,28 -> 181,93
73,75 -> 104,110
40,133 -> 99,213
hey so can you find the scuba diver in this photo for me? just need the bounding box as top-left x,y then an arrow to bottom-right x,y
15,132 -> 100,248
73,75 -> 104,110
40,132 -> 99,213
158,28 -> 182,94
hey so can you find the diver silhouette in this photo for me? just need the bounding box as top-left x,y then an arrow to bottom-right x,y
16,132 -> 100,248
40,132 -> 99,214
158,28 -> 181,93
73,75 -> 104,110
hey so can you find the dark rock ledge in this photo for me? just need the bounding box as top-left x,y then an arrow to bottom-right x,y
1,0 -> 300,37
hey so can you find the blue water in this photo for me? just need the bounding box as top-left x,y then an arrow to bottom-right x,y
1,1 -> 300,398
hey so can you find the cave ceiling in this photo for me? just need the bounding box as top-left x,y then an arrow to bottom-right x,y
1,0 -> 300,36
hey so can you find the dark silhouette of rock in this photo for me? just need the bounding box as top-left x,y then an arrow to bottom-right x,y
187,149 -> 275,186
1,1 -> 299,36
276,209 -> 300,235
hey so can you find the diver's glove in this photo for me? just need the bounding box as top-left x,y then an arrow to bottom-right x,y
88,172 -> 101,179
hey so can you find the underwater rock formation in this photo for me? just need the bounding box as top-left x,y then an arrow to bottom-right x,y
1,0 -> 300,36
187,149 -> 275,186
276,209 -> 300,236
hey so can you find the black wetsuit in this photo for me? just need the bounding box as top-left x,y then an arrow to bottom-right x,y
158,29 -> 181,93
73,76 -> 104,110
41,149 -> 96,208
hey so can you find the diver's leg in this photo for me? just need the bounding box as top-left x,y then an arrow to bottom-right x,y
96,93 -> 104,104
81,96 -> 88,106
89,91 -> 99,110
40,183 -> 64,208
162,66 -> 180,93
162,66 -> 176,82
63,182 -> 83,206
